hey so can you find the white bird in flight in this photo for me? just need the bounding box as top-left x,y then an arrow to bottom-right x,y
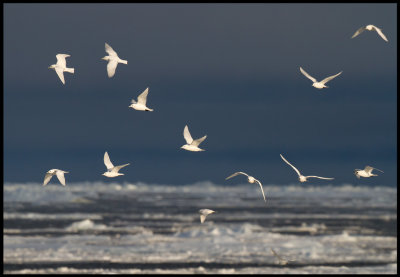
299,67 -> 342,89
43,169 -> 69,186
270,248 -> 296,265
48,54 -> 75,85
354,165 -> 384,179
280,154 -> 334,183
199,209 -> 216,223
101,42 -> 128,78
102,151 -> 130,178
351,24 -> 388,42
129,87 -> 154,111
181,125 -> 207,152
225,172 -> 266,202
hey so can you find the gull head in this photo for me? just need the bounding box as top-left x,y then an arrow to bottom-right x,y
102,172 -> 113,177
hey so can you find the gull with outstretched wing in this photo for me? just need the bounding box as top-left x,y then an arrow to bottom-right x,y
225,171 -> 266,203
280,154 -> 334,183
181,125 -> 207,152
199,209 -> 216,223
101,42 -> 128,78
354,165 -> 384,179
299,67 -> 342,89
48,54 -> 75,85
129,87 -> 154,111
102,151 -> 130,177
352,24 -> 388,42
43,169 -> 69,186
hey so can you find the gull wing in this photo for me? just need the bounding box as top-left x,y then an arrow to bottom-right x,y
365,166 -> 384,173
372,26 -> 388,42
351,26 -> 366,39
192,135 -> 207,147
320,71 -> 342,85
305,176 -> 334,180
56,170 -> 67,186
107,60 -> 118,78
104,152 -> 114,170
105,43 -> 118,57
56,54 -> 69,67
271,248 -> 295,264
299,67 -> 317,83
112,163 -> 130,173
225,171 -> 249,180
364,166 -> 373,173
43,172 -> 54,186
255,179 -> 267,202
271,248 -> 286,262
280,154 -> 301,177
137,87 -> 149,105
200,214 -> 207,223
183,125 -> 193,144
55,67 -> 66,84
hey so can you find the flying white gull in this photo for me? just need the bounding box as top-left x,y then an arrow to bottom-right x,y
102,42 -> 128,78
48,54 -> 74,85
354,165 -> 384,179
181,125 -> 207,152
280,154 -> 334,183
129,87 -> 154,111
43,169 -> 69,186
199,209 -> 216,223
102,151 -> 130,178
351,25 -> 388,42
225,172 -> 266,202
270,248 -> 296,265
299,67 -> 342,89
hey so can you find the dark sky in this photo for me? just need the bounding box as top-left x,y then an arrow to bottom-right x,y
4,4 -> 397,186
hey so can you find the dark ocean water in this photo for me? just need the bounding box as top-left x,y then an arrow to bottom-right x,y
3,181 -> 397,274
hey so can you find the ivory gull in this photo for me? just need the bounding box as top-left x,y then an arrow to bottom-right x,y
199,209 -> 216,223
102,42 -> 127,78
280,154 -> 334,183
181,125 -> 207,152
299,67 -> 342,89
354,165 -> 383,179
129,87 -> 154,111
43,169 -> 69,186
102,151 -> 130,177
225,171 -> 266,202
352,24 -> 388,42
48,54 -> 74,85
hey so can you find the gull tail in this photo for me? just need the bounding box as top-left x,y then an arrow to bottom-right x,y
65,68 -> 75,74
145,108 -> 154,112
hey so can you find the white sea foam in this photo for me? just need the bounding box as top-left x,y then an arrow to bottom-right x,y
66,219 -> 107,232
4,181 -> 396,274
